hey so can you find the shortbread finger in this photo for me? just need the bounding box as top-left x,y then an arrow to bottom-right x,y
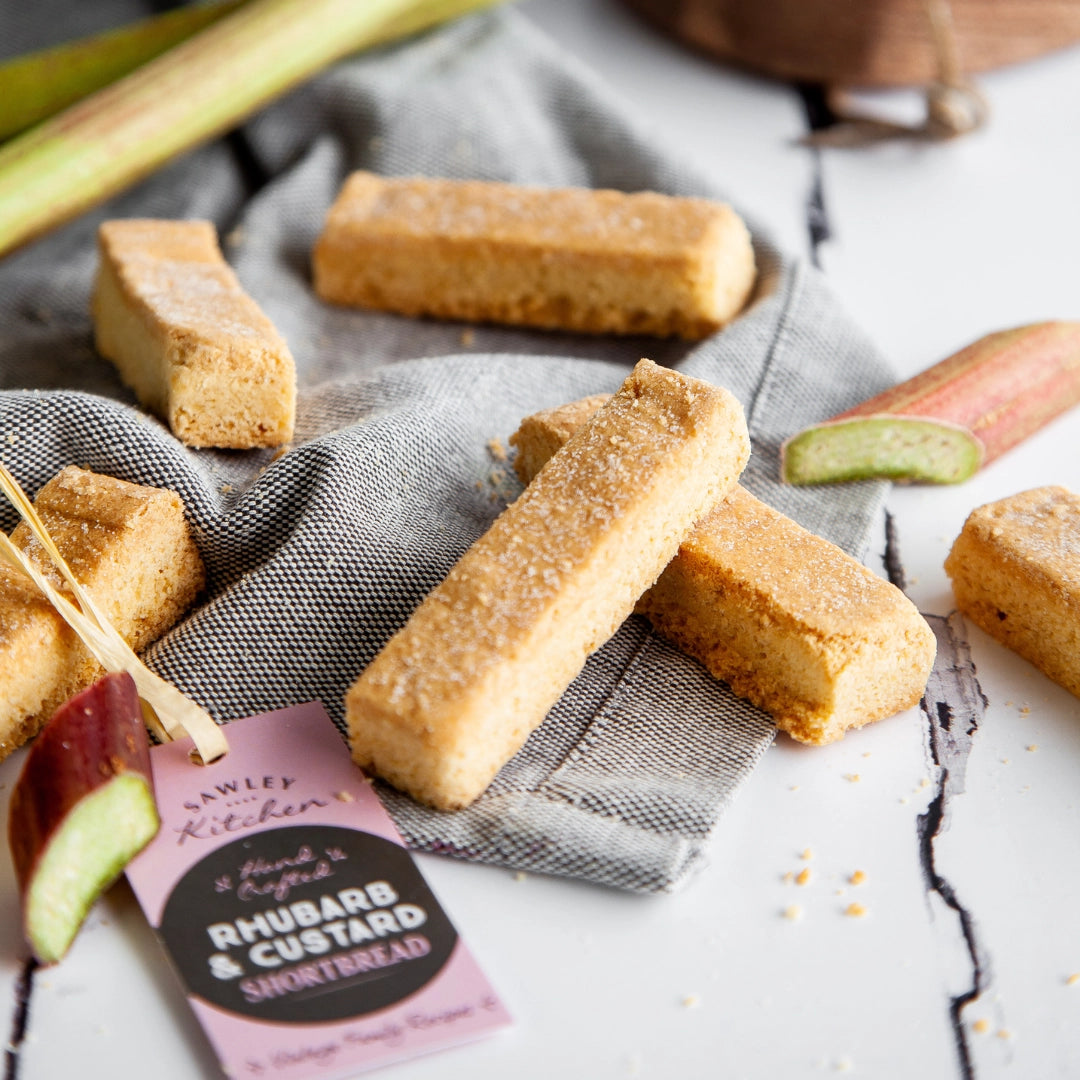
313,172 -> 755,339
0,466 -> 205,760
93,219 -> 296,448
945,486 -> 1080,697
347,359 -> 750,810
511,396 -> 936,745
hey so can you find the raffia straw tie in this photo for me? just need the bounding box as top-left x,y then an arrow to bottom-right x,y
0,465 -> 228,764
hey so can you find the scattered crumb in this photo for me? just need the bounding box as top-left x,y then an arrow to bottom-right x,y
6,433 -> 18,445
782,904 -> 803,921
474,479 -> 483,490
995,1029 -> 1012,1041
862,751 -> 872,758
1066,973 -> 1080,986
849,870 -> 867,886
486,437 -> 507,462
800,847 -> 813,861
796,867 -> 811,887
681,994 -> 701,1009
1001,758 -> 1010,765
899,796 -> 910,805
843,773 -> 861,783
833,1057 -> 854,1072
461,328 -> 476,347
452,137 -> 476,164
844,902 -> 867,918
332,790 -> 355,803
972,1018 -> 990,1034
220,483 -> 234,494
789,784 -> 800,792
1026,744 -> 1039,752
1004,700 -> 1014,707
1020,706 -> 1031,717
918,777 -> 931,789
513,871 -> 527,883
782,870 -> 794,884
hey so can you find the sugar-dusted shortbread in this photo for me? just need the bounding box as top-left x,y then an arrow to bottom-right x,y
512,395 -> 936,745
93,219 -> 296,448
945,485 -> 1080,697
313,172 -> 755,339
347,360 -> 750,810
0,466 -> 205,759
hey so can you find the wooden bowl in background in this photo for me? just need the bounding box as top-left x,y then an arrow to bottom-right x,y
619,0 -> 1080,86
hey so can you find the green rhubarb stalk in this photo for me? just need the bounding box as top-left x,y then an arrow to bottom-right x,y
0,0 -> 246,142
781,321 -> 1080,485
0,0 -> 503,258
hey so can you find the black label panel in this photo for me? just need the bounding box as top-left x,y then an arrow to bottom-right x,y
158,825 -> 458,1024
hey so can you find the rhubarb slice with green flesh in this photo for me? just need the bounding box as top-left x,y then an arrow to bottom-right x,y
7,672 -> 159,964
782,416 -> 983,485
781,322 -> 1080,485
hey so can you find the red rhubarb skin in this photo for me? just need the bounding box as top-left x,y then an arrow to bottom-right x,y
7,671 -> 153,895
833,322 -> 1080,466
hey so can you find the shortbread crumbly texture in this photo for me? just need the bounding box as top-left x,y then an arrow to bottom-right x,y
92,219 -> 296,448
0,466 -> 205,760
945,486 -> 1080,697
512,396 -> 936,745
313,172 -> 756,339
346,359 -> 750,810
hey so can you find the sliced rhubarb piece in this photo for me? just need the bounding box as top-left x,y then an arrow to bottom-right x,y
7,672 -> 159,964
781,321 -> 1080,485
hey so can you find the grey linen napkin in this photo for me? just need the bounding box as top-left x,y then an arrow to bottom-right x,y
0,6 -> 894,892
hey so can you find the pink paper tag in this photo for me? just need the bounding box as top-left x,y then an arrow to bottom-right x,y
126,701 -> 511,1078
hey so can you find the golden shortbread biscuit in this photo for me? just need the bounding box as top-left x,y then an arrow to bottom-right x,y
313,172 -> 755,339
945,485 -> 1080,697
93,219 -> 296,448
0,466 -> 205,759
512,395 -> 936,745
347,359 -> 750,810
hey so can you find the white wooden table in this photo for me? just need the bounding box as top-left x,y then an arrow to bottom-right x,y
3,2 -> 1079,1077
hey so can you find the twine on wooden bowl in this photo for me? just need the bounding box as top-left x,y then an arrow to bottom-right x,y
622,0 -> 1080,144
804,0 -> 989,147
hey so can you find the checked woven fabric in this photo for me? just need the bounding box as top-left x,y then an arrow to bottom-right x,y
0,6 -> 895,892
